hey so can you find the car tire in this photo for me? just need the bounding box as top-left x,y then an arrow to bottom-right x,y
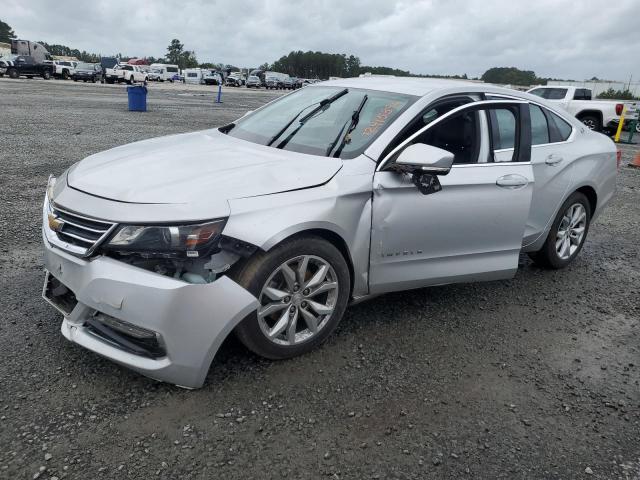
579,114 -> 601,132
42,70 -> 51,80
528,191 -> 591,269
8,68 -> 18,79
231,235 -> 351,360
91,77 -> 96,83
62,70 -> 69,80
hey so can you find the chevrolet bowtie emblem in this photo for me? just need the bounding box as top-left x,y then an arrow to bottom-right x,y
48,213 -> 65,232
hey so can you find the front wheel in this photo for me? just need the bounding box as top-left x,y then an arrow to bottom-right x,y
528,192 -> 591,269
8,68 -> 18,79
62,70 -> 69,80
232,236 -> 351,359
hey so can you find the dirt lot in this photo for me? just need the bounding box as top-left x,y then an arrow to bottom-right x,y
0,78 -> 638,480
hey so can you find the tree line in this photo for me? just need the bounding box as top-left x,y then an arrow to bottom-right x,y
4,18 -> 633,92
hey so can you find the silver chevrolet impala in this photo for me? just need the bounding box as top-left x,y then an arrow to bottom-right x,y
42,77 -> 617,388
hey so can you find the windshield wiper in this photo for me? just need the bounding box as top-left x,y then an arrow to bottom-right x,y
273,88 -> 348,150
326,94 -> 368,157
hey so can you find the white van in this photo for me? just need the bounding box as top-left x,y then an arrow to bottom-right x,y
149,63 -> 180,82
183,68 -> 204,85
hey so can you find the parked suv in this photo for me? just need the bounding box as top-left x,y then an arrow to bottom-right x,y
72,63 -> 102,83
265,76 -> 281,89
246,75 -> 261,88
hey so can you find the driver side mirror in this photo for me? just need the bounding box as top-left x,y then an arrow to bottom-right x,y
388,143 -> 454,195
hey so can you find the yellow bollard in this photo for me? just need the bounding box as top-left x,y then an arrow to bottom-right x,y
614,106 -> 626,143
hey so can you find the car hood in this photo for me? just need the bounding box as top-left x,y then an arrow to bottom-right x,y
67,129 -> 342,204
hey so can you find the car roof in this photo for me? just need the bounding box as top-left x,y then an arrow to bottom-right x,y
317,76 -> 504,97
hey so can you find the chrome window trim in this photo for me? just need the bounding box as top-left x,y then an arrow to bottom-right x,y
377,99 -> 527,172
451,161 -> 531,169
485,93 -> 576,146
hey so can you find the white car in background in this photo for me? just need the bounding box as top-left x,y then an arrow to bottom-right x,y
53,60 -> 77,80
527,86 -> 635,133
42,77 -> 617,388
149,63 -> 180,82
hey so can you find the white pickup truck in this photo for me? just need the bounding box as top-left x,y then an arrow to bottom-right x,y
527,86 -> 638,133
104,64 -> 148,84
52,60 -> 77,80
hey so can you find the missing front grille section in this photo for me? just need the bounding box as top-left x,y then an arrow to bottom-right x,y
42,272 -> 78,316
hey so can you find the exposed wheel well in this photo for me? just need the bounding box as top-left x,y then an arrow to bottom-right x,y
576,110 -> 603,123
576,186 -> 597,215
271,229 -> 355,296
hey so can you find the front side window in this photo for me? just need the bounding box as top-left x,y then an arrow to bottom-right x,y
226,86 -> 417,159
408,110 -> 481,164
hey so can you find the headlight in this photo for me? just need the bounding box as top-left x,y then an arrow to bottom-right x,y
46,175 -> 57,201
105,219 -> 227,258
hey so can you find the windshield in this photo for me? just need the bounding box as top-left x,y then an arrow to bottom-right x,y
77,63 -> 92,69
226,86 -> 416,159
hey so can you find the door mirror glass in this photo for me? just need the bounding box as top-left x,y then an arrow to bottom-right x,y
393,143 -> 454,175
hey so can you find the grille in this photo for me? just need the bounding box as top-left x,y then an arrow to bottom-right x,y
50,206 -> 115,255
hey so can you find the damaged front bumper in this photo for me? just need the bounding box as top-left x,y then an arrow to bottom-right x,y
42,222 -> 259,390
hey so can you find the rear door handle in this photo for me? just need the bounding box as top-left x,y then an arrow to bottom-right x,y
545,154 -> 563,166
496,174 -> 528,189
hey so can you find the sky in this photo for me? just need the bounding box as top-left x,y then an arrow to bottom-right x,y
3,0 -> 640,81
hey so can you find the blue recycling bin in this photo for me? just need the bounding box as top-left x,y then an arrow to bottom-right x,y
127,85 -> 147,112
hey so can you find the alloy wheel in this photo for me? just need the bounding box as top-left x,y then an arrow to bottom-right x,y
555,203 -> 587,260
257,255 -> 339,346
581,118 -> 596,130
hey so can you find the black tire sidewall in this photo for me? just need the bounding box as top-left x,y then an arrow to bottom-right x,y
580,115 -> 601,131
541,192 -> 591,269
232,236 -> 351,359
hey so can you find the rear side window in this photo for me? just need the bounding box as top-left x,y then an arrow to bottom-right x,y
573,89 -> 591,100
167,66 -> 178,73
530,105 -> 550,145
548,112 -> 573,141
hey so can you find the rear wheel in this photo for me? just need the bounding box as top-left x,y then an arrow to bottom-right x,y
42,70 -> 51,80
579,114 -> 601,132
528,192 -> 591,269
232,236 -> 350,359
62,70 -> 69,80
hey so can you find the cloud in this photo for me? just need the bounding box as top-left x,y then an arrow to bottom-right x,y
4,0 -> 639,80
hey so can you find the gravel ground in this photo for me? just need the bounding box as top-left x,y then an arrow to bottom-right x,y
0,78 -> 639,480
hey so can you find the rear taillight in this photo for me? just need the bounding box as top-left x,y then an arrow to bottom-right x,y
616,150 -> 622,168
615,104 -> 624,116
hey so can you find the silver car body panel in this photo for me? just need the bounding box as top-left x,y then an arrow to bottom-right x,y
43,201 -> 258,389
43,77 -> 617,387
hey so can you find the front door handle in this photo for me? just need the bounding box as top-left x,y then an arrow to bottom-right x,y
545,154 -> 563,166
496,174 -> 528,189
